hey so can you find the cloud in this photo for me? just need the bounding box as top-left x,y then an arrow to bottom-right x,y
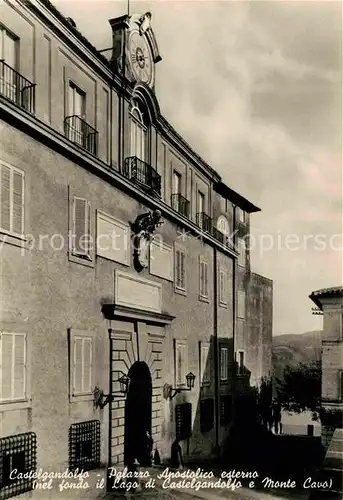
53,0 -> 342,334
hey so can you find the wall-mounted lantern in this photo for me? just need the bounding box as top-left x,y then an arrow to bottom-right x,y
166,372 -> 196,400
93,373 -> 130,409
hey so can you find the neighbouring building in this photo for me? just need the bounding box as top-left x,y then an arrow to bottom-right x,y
0,0 -> 273,496
309,286 -> 343,498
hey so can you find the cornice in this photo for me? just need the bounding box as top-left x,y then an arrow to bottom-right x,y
0,98 -> 238,259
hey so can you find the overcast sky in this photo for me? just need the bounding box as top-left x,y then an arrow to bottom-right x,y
54,0 -> 342,335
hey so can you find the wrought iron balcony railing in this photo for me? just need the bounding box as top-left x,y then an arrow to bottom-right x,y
212,226 -> 226,245
196,212 -> 213,233
171,193 -> 190,218
0,60 -> 35,113
123,156 -> 161,196
64,115 -> 98,156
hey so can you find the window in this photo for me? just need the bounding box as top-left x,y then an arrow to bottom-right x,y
69,420 -> 100,472
237,350 -> 245,376
340,372 -> 343,401
0,332 -> 27,401
219,269 -> 227,306
217,215 -> 230,236
237,207 -> 246,224
199,259 -> 209,298
238,238 -> 246,267
220,395 -> 232,425
173,171 -> 181,195
130,105 -> 146,161
237,291 -> 246,319
175,248 -> 186,291
175,403 -> 192,440
199,342 -> 210,384
0,162 -> 24,236
72,336 -> 93,395
220,346 -> 228,382
200,398 -> 214,433
72,197 -> 91,258
197,191 -> 205,215
0,27 -> 17,102
67,83 -> 86,146
174,340 -> 187,386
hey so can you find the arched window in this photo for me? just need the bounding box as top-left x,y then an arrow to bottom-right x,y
130,103 -> 147,161
217,215 -> 230,236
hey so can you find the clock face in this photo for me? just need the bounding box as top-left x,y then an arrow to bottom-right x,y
128,30 -> 154,86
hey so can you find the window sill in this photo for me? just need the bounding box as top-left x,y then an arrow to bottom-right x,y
201,381 -> 211,387
68,251 -> 94,268
0,231 -> 26,249
0,399 -> 32,411
174,286 -> 187,296
199,294 -> 209,303
220,379 -> 229,385
70,393 -> 94,403
219,301 -> 227,308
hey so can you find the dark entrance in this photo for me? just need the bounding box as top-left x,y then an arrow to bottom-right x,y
124,361 -> 152,466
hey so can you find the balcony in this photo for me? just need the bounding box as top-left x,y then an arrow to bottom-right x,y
123,156 -> 161,196
64,115 -> 98,156
212,227 -> 226,245
0,60 -> 35,113
196,212 -> 212,233
171,193 -> 190,218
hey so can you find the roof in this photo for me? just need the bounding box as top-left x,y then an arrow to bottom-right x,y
214,181 -> 261,213
35,1 -> 260,210
309,286 -> 343,309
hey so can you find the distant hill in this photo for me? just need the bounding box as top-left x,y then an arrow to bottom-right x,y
272,330 -> 322,382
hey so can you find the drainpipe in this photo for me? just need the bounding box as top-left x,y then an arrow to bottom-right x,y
213,246 -> 220,455
232,206 -> 237,422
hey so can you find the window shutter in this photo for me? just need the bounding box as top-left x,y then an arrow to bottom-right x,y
73,337 -> 83,394
13,334 -> 26,399
82,338 -> 92,393
12,170 -> 24,235
73,197 -> 88,255
0,165 -> 11,231
200,343 -> 210,383
204,263 -> 208,295
180,252 -> 185,288
0,333 -> 13,400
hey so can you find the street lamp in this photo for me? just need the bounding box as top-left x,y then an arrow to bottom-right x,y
166,372 -> 196,399
93,372 -> 130,409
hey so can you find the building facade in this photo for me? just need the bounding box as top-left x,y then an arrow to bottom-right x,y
310,287 -> 343,444
0,0 -> 273,495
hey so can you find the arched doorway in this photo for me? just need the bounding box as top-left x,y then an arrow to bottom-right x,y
124,361 -> 152,466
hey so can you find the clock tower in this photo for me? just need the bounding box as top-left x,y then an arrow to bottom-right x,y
109,12 -> 162,89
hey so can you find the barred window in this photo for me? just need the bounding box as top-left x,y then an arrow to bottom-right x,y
220,346 -> 228,382
0,432 -> 37,499
175,403 -> 192,441
69,420 -> 100,472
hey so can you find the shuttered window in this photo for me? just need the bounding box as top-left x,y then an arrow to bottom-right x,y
0,163 -> 24,235
220,346 -> 228,382
174,340 -> 187,386
238,238 -> 246,267
73,336 -> 92,395
200,342 -> 210,384
219,269 -> 227,305
199,260 -> 208,298
0,332 -> 27,401
237,350 -> 245,376
175,248 -> 186,290
72,197 -> 91,257
237,291 -> 246,319
175,403 -> 192,441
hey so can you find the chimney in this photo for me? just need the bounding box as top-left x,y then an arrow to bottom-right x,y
108,15 -> 129,70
